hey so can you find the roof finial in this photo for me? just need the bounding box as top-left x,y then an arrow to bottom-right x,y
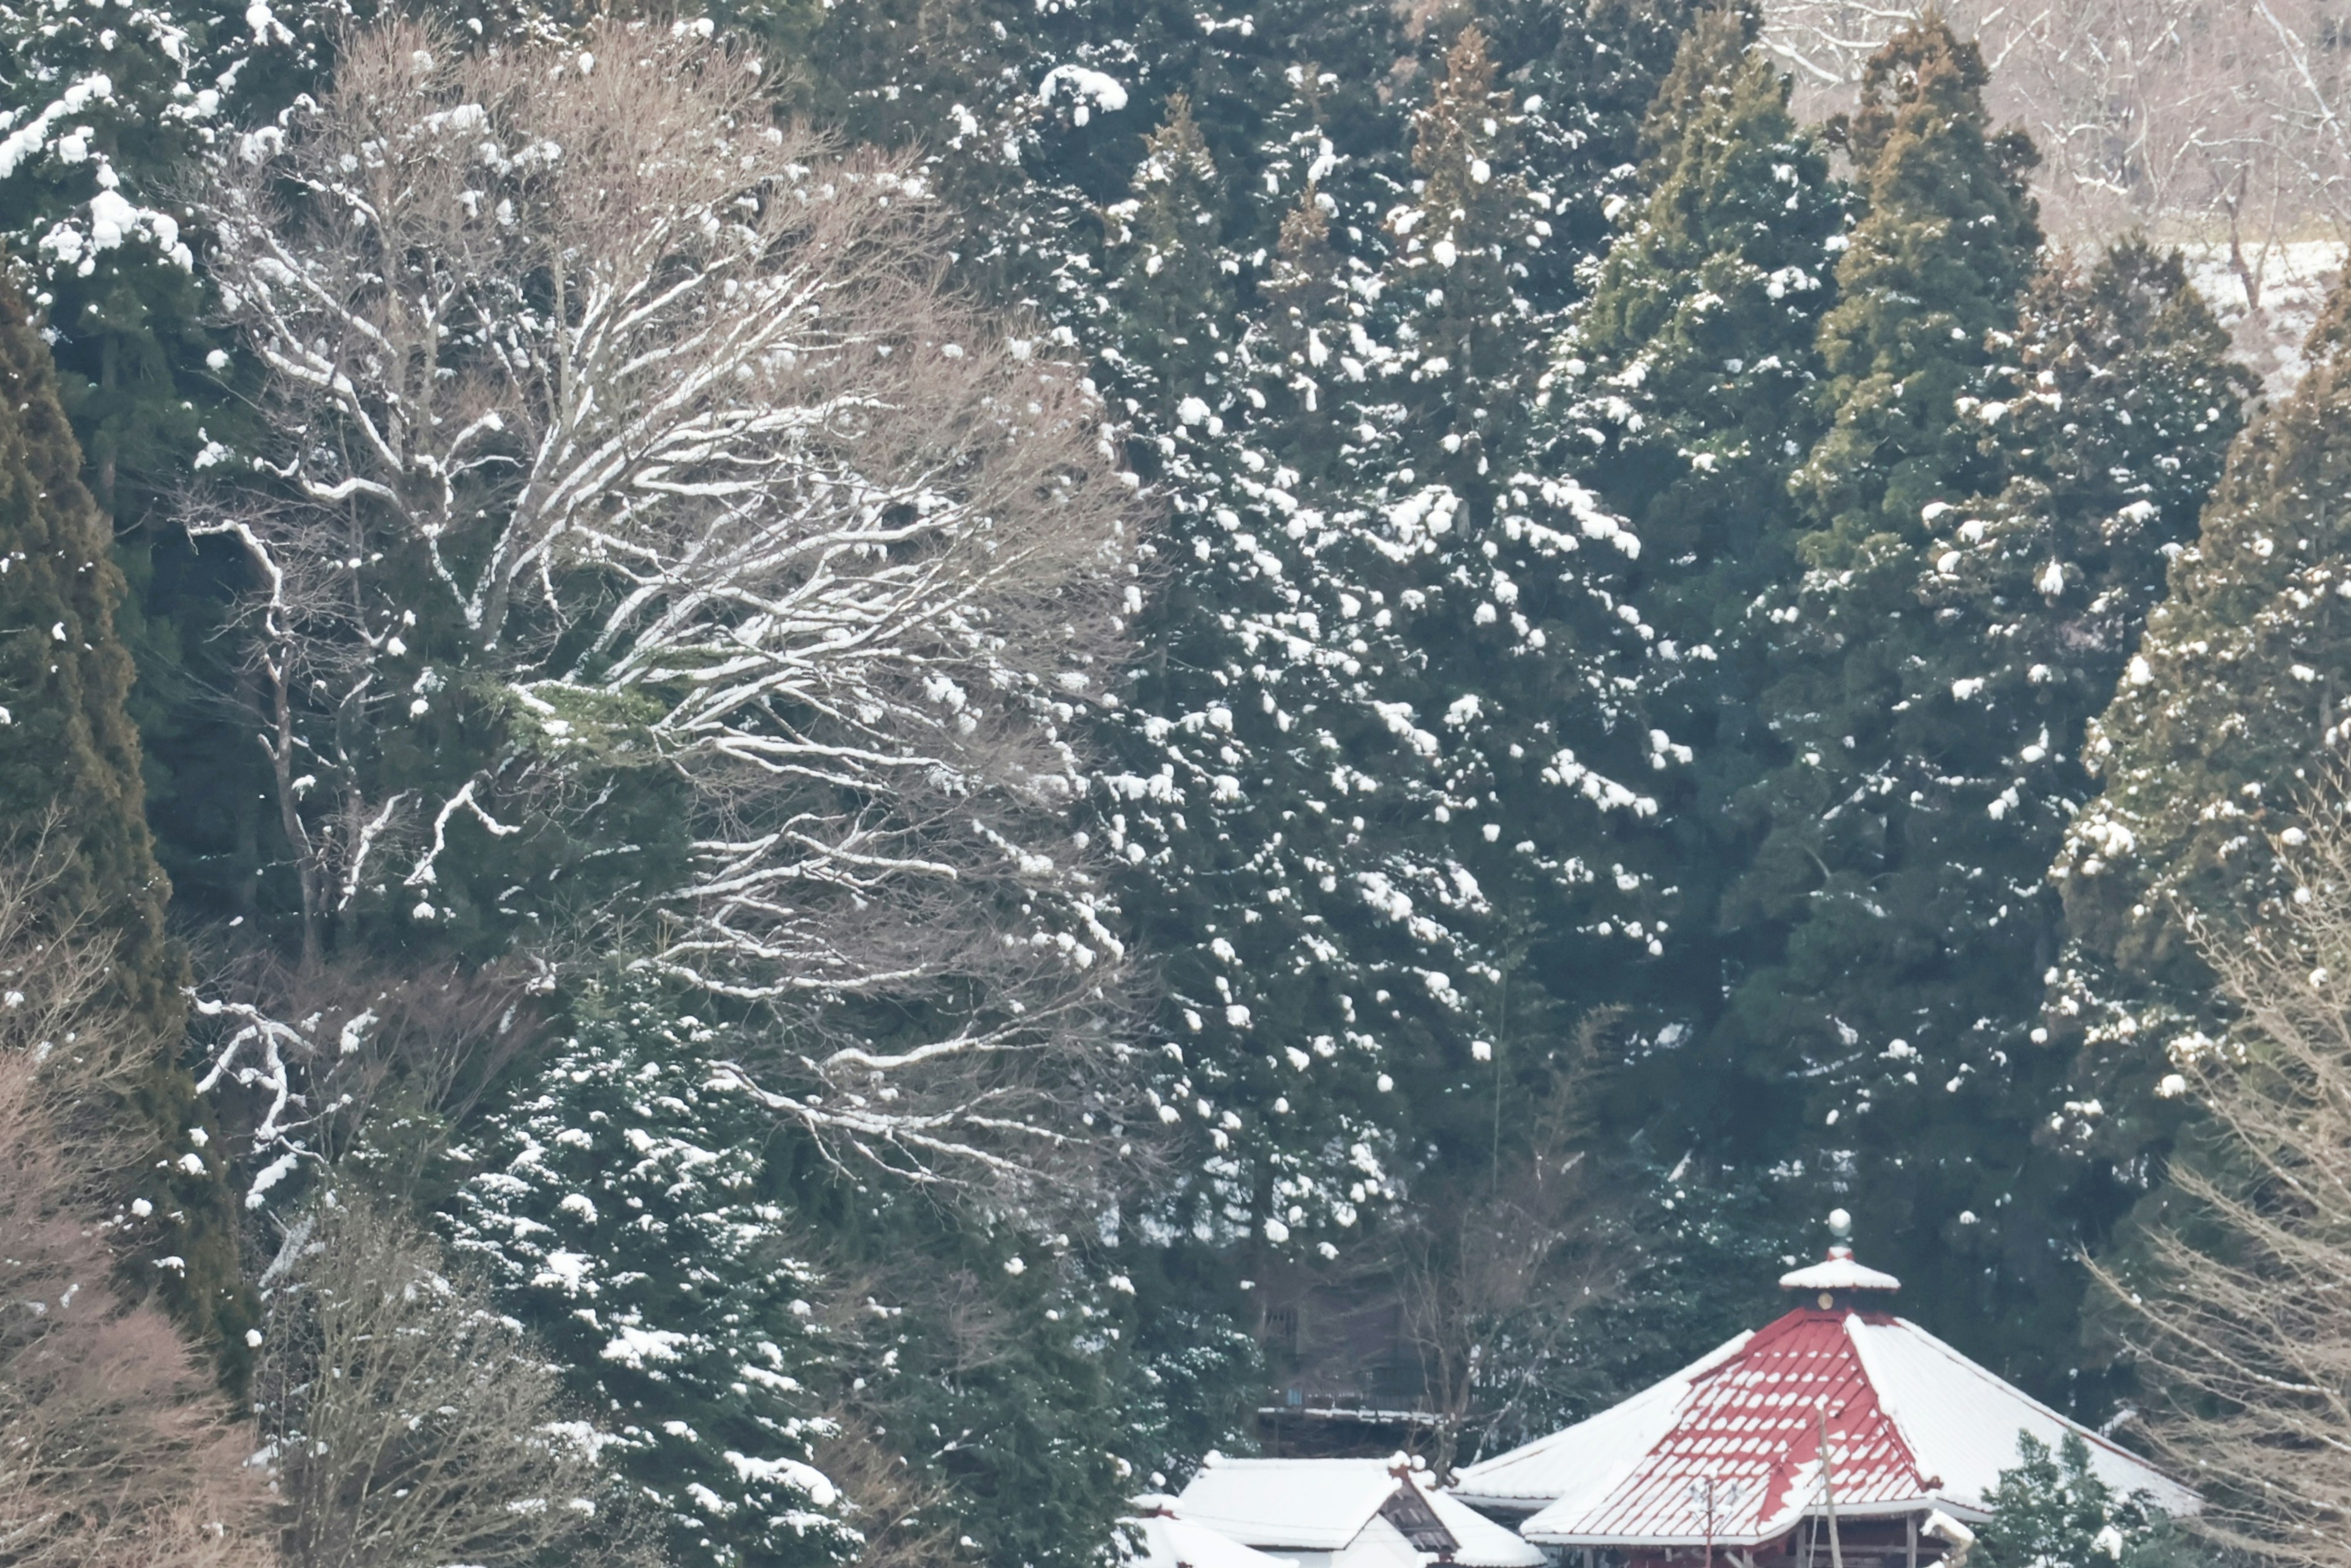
1778,1210 -> 1900,1297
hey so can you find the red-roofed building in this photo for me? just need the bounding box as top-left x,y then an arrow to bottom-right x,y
1450,1223 -> 2192,1568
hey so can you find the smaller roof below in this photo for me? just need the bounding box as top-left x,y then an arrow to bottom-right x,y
1780,1244 -> 1902,1293
1425,1488 -> 1544,1567
1175,1457 -> 1417,1553
1121,1512 -> 1300,1568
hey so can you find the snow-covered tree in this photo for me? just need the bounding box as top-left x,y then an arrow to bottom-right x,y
2052,274 -> 2351,1165
1493,2 -> 1846,1387
1717,12 -> 2047,1280
1682,17 -> 2248,1387
192,18 -> 1138,1185
1104,93 -> 1233,416
444,979 -> 858,1568
1539,0 -> 1842,999
1972,1433 -> 2193,1568
1099,87 -> 1430,1244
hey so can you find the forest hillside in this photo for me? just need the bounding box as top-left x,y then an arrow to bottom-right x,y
6,0 -> 2351,1563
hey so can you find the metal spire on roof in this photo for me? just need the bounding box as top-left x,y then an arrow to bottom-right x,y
1779,1210 -> 1903,1301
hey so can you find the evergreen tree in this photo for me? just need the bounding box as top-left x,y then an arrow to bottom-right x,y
827,1198 -> 1168,1568
0,252 -> 248,1365
446,972 -> 1241,1568
1676,19 -> 2248,1395
1480,0 -> 1707,312
1380,23 -> 1539,490
1974,1433 -> 2204,1568
1101,160 -> 1439,1247
1341,17 -> 1668,1164
1545,0 -> 1843,1004
1711,14 -> 2047,1340
1528,1 -> 1848,1376
2052,276 -> 2351,1168
444,980 -> 860,1568
1106,94 -> 1236,418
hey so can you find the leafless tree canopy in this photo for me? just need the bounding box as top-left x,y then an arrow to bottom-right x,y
0,861 -> 271,1568
1766,0 -> 2351,252
2091,779 -> 2351,1568
193,17 -> 1142,1188
1384,1026 -> 1622,1478
254,1197 -> 622,1568
192,956 -> 540,1215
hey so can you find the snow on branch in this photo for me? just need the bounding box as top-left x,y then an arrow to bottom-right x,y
192,17 -> 1141,1188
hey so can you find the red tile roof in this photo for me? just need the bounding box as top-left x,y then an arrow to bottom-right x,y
1545,1305 -> 1927,1548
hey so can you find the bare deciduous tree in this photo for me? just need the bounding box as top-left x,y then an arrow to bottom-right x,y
1385,1022 -> 1622,1478
192,956 -> 539,1214
2091,781 -> 2351,1568
0,860 -> 272,1568
192,17 -> 1141,1188
809,1410 -> 964,1568
255,1197 -> 628,1568
1766,0 -> 2351,269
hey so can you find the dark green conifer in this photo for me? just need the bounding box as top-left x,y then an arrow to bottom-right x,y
1523,3 -> 1847,1368
1108,94 -> 1236,414
1692,19 -> 2246,1393
1482,0 -> 1708,311
1973,1433 -> 2200,1568
1384,23 -> 1542,492
2052,276 -> 2351,1166
1715,21 -> 2045,1307
0,255 -> 248,1369
446,982 -> 858,1568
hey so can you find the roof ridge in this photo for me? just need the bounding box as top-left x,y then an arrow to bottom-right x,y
1452,1328 -> 1752,1501
1524,1309 -> 1937,1547
1842,1311 -> 1933,1493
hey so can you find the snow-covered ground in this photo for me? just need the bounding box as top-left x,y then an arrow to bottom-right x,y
2179,238 -> 2345,396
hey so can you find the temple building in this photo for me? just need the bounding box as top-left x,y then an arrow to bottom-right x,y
1449,1221 -> 2192,1568
1149,1455 -> 1545,1567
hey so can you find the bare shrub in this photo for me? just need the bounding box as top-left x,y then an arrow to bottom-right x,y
1384,1018 -> 1623,1477
2091,777 -> 2351,1567
809,1410 -> 962,1568
254,1198 -> 618,1568
0,861 -> 272,1567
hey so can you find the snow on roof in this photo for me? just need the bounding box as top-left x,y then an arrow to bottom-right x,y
1779,1245 -> 1902,1292
1173,1457 -> 1416,1552
1450,1331 -> 1754,1513
1491,1300 -> 2194,1551
1119,1512 -> 1300,1568
1522,1307 -> 1929,1548
1844,1316 -> 2195,1518
1425,1487 -> 1545,1567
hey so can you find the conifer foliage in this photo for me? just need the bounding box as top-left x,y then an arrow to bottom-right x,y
1673,17 -> 2243,1381
1973,1433 -> 2191,1568
1543,0 -> 1845,1029
0,0 -> 2322,1555
0,251 -> 244,1359
446,980 -> 858,1568
2053,275 -> 2351,1159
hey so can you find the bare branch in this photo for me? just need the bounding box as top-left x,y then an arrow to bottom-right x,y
192,17 -> 1144,1190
